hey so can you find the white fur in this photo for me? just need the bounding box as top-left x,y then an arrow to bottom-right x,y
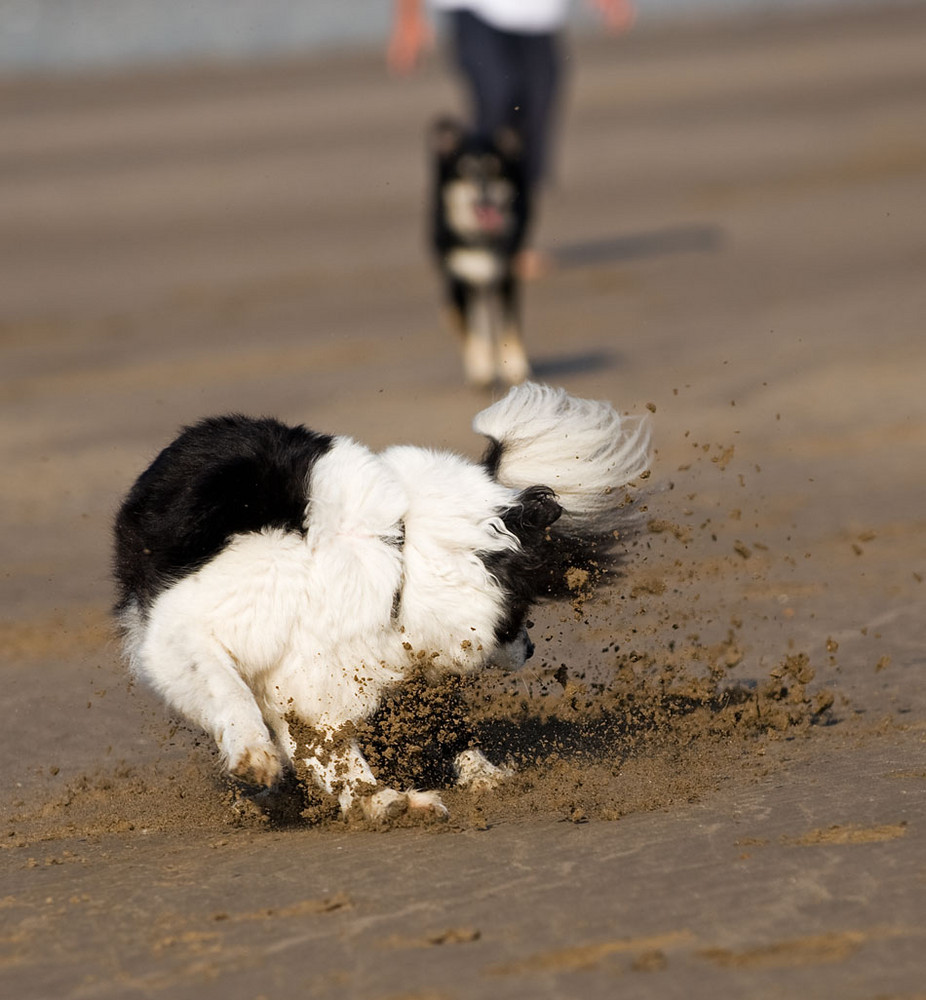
379,446 -> 519,671
120,385 -> 650,819
473,382 -> 652,531
447,247 -> 504,286
443,177 -> 514,244
454,749 -> 514,791
123,436 -> 526,815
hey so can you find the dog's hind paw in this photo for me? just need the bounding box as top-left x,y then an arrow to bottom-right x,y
454,749 -> 514,792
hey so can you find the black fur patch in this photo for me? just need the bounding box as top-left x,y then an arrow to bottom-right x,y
482,486 -> 562,645
481,481 -> 636,645
114,415 -> 332,612
481,436 -> 505,479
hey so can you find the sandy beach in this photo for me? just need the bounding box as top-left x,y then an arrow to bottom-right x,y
2,4 -> 925,997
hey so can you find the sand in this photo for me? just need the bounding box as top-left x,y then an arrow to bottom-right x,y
2,4 -> 926,997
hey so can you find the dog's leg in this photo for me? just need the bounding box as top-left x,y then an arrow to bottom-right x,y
454,748 -> 514,792
299,731 -> 448,822
495,276 -> 530,385
497,330 -> 531,385
266,648 -> 450,822
299,734 -> 377,813
137,629 -> 283,787
461,286 -> 497,388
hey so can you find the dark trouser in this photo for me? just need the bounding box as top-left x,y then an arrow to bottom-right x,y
448,9 -> 562,191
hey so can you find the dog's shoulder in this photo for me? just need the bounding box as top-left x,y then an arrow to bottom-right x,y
114,415 -> 332,607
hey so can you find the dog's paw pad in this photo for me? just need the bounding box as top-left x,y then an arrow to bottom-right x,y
229,745 -> 283,788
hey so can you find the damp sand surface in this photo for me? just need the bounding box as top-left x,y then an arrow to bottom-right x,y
2,5 -> 926,997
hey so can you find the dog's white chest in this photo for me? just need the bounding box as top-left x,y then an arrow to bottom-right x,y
446,247 -> 504,286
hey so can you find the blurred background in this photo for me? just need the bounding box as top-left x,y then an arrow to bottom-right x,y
1,0 -> 923,625
2,7 -> 925,991
0,0 -> 883,73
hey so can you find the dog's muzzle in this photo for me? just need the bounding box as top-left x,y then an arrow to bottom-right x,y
491,626 -> 534,671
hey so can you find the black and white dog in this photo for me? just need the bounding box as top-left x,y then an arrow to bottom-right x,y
431,117 -> 532,388
114,383 -> 650,820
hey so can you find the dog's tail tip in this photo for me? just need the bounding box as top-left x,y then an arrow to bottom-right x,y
473,380 -> 652,464
473,382 -> 652,521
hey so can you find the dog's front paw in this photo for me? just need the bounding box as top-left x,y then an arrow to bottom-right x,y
227,743 -> 284,788
362,788 -> 408,822
406,789 -> 449,818
359,787 -> 448,823
454,749 -> 514,792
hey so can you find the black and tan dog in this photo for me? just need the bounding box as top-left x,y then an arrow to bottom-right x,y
430,117 -> 532,388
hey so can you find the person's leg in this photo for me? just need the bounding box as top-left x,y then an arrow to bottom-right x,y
508,30 -> 562,191
506,31 -> 561,279
450,12 -> 562,189
449,10 -> 518,139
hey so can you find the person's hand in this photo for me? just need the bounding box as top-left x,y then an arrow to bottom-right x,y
388,0 -> 434,75
592,0 -> 636,35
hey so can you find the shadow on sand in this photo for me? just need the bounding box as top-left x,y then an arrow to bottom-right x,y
530,223 -> 723,377
551,223 -> 724,270
531,349 -> 621,379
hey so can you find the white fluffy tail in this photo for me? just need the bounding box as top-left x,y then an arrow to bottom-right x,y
473,383 -> 651,533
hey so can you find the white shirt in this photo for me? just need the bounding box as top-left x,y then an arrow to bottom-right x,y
430,0 -> 572,34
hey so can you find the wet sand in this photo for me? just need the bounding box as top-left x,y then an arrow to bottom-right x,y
2,4 -> 926,997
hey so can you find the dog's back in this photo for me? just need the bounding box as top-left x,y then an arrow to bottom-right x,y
113,415 -> 332,613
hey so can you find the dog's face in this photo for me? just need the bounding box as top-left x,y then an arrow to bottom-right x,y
488,626 -> 535,672
432,118 -> 523,244
380,447 -> 561,675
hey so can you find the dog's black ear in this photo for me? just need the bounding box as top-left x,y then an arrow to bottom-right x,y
501,486 -> 562,540
431,116 -> 464,159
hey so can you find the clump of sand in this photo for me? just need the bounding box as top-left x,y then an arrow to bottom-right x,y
338,643 -> 832,829
239,629 -> 835,832
6,602 -> 833,845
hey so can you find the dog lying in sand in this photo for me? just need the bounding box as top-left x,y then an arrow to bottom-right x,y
113,383 -> 650,820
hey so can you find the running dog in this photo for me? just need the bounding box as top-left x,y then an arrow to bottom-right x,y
431,117 -> 532,388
